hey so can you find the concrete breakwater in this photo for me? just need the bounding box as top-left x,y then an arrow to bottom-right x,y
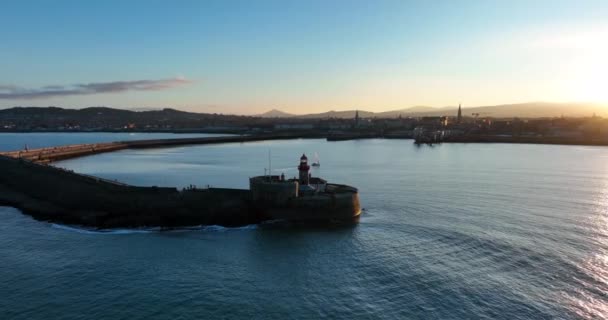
0,137 -> 360,228
0,133 -> 320,163
0,154 -> 258,227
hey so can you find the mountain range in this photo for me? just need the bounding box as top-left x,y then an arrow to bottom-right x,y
1,102 -> 606,122
259,102 -> 607,119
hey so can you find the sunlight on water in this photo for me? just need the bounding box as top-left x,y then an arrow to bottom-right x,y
2,136 -> 608,319
565,178 -> 608,320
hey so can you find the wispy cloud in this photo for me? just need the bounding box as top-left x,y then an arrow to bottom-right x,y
0,77 -> 192,99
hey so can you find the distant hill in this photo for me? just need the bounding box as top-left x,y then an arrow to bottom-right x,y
1,102 -> 606,127
129,107 -> 162,112
297,110 -> 375,119
401,102 -> 607,118
258,109 -> 295,118
287,102 -> 608,119
0,106 -> 263,131
375,106 -> 449,118
466,102 -> 606,118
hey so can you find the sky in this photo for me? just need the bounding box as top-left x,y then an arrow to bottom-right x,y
1,0 -> 607,114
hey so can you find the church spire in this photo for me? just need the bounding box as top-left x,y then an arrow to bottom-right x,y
457,103 -> 462,123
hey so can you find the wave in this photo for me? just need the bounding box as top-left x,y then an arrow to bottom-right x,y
50,224 -> 158,234
50,223 -> 258,234
198,224 -> 258,232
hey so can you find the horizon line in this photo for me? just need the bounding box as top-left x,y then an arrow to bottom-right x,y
1,100 -> 608,116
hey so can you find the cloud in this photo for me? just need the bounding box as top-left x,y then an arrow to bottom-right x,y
0,77 -> 192,99
0,85 -> 19,91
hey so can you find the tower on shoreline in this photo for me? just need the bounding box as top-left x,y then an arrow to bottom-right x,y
457,103 -> 462,124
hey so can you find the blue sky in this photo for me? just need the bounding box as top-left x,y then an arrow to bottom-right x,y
1,0 -> 607,114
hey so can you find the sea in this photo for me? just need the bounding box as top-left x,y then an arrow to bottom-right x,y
0,133 -> 607,319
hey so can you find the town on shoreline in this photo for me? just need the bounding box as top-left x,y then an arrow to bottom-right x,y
2,105 -> 608,146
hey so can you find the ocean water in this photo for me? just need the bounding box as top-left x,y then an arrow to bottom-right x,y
0,132 -> 228,151
1,135 -> 607,319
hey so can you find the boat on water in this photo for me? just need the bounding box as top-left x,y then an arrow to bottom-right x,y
311,152 -> 320,167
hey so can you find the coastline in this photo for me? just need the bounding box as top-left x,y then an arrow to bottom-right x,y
0,133 -> 324,163
4,132 -> 608,166
441,135 -> 608,147
3,129 -> 608,148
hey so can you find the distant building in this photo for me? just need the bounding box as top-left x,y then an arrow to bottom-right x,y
383,119 -> 406,129
274,123 -> 314,130
457,103 -> 462,124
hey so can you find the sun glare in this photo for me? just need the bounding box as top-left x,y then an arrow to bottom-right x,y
570,51 -> 608,103
562,29 -> 608,103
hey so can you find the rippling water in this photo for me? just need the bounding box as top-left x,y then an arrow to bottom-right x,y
1,135 -> 607,319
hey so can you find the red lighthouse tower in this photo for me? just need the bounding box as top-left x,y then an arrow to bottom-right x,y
298,154 -> 310,185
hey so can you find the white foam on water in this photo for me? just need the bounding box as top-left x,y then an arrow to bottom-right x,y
50,223 -> 258,234
199,224 -> 258,232
50,224 -> 158,234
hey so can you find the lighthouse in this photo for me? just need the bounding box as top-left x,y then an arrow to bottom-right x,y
298,154 -> 310,185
